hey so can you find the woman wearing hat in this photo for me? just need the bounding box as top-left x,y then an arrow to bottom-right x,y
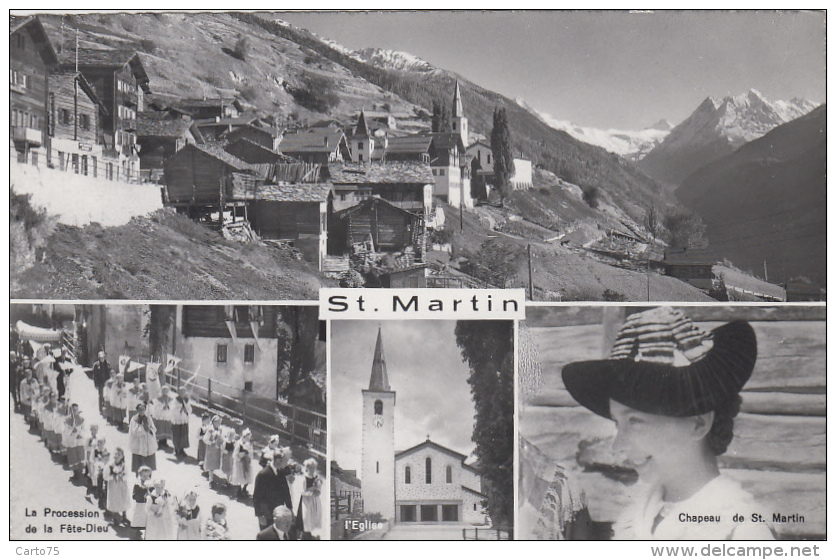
561,307 -> 774,540
231,428 -> 254,498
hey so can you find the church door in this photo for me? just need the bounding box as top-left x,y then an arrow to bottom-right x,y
400,505 -> 416,522
442,504 -> 459,522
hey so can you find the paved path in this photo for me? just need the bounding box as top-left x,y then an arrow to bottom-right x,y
10,371 -> 263,540
382,523 -> 473,540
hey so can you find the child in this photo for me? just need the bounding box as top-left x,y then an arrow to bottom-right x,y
152,386 -> 174,449
105,447 -> 130,526
131,465 -> 153,532
111,373 -> 128,429
103,371 -> 116,424
260,434 -> 281,468
231,428 -> 254,498
18,369 -> 35,422
127,379 -> 142,424
85,424 -> 101,490
175,490 -> 202,540
145,479 -> 174,540
203,503 -> 230,540
197,413 -> 211,468
296,457 -> 323,540
204,416 -> 223,485
65,403 -> 86,480
219,426 -> 237,487
561,307 -> 775,540
93,437 -> 111,509
55,397 -> 69,457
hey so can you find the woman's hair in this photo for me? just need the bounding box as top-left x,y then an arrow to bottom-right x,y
211,503 -> 227,517
706,395 -> 742,456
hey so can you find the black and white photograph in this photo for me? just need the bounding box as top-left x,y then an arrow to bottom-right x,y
517,305 -> 825,540
10,303 -> 327,540
9,10 -> 825,301
329,320 -> 513,540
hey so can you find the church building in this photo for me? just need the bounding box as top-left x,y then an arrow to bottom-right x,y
360,328 -> 488,525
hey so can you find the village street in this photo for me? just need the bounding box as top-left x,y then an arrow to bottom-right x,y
10,371 -> 263,540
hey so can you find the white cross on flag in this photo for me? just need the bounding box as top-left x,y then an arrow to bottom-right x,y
164,353 -> 182,373
118,355 -> 131,374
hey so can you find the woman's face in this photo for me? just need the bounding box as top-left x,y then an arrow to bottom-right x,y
609,400 -> 706,485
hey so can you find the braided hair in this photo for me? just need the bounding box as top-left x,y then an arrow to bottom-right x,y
706,395 -> 742,456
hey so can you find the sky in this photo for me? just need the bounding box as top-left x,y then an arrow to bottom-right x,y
330,320 -> 477,474
272,10 -> 826,130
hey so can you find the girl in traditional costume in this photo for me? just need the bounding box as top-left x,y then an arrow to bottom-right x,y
204,416 -> 223,485
203,503 -> 230,540
175,490 -> 203,540
145,479 -> 175,540
230,428 -> 254,498
111,373 -> 128,429
296,458 -> 323,540
197,413 -> 211,468
219,426 -> 237,487
93,437 -> 111,509
259,434 -> 281,468
85,424 -> 101,490
130,465 -> 153,532
105,447 -> 130,526
103,371 -> 116,423
561,307 -> 775,540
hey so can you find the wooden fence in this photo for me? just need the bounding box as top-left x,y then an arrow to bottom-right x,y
518,305 -> 826,540
462,526 -> 513,540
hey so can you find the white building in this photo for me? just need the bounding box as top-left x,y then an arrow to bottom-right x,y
466,140 -> 534,191
359,328 -> 487,525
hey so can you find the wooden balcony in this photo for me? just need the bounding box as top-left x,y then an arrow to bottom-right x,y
12,126 -> 42,146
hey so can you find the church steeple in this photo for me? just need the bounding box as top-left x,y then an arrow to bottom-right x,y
452,80 -> 464,118
354,108 -> 371,138
368,327 -> 390,391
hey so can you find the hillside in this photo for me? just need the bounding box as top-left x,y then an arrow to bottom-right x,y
11,210 -> 331,300
676,105 -> 826,285
640,90 -> 817,186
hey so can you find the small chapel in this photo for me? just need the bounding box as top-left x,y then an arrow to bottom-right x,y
360,328 -> 488,525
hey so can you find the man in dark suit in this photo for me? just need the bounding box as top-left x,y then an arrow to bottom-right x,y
91,351 -> 110,411
256,505 -> 295,540
252,448 -> 296,530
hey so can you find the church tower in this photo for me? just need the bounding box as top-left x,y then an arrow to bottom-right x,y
360,327 -> 396,520
451,80 -> 469,146
350,109 -> 374,163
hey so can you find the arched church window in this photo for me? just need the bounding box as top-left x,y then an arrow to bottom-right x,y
446,465 -> 452,483
374,400 -> 383,415
405,466 -> 411,484
425,457 -> 432,484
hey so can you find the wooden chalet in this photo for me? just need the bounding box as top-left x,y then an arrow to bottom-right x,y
10,15 -> 59,166
231,182 -> 332,271
193,114 -> 259,141
783,280 -> 825,302
175,97 -> 240,120
382,134 -> 432,163
59,48 -> 151,182
137,111 -> 197,183
326,161 -> 434,215
329,196 -> 426,260
663,248 -> 718,290
380,263 -> 428,288
47,71 -> 108,176
163,143 -> 255,220
279,127 -> 350,164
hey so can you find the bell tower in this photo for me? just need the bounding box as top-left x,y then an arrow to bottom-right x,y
360,327 -> 396,520
451,80 -> 468,146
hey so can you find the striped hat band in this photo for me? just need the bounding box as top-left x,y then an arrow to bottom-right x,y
609,307 -> 713,367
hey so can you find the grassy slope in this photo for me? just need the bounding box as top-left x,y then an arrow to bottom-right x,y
11,211 -> 332,300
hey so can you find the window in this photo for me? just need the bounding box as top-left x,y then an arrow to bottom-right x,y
420,505 -> 438,522
16,34 -> 25,49
405,466 -> 411,484
358,141 -> 364,150
441,504 -> 458,522
376,461 -> 379,474
452,122 -> 456,130
91,156 -> 97,178
473,503 -> 477,511
358,153 -> 363,162
374,400 -> 383,415
72,154 -> 79,174
60,109 -> 70,126
57,151 -> 65,171
244,381 -> 253,392
244,343 -> 255,363
425,457 -> 432,484
216,344 -> 228,363
487,154 -> 491,164
81,155 -> 88,176
446,465 -> 452,483
80,114 -> 90,131
439,169 -> 445,177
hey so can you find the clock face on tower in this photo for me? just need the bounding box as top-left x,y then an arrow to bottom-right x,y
373,414 -> 384,428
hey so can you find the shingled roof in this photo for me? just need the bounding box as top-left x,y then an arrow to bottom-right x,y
10,15 -> 59,65
327,161 -> 434,185
182,143 -> 253,171
58,48 -> 150,91
231,182 -> 332,203
280,128 -> 346,153
137,111 -> 192,138
384,135 -> 432,155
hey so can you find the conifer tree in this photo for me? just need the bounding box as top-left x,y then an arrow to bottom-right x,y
490,107 -> 515,206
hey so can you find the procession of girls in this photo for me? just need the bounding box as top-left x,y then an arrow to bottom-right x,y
12,346 -> 324,540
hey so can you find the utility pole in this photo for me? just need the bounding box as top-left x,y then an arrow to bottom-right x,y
646,257 -> 651,302
528,244 -> 534,301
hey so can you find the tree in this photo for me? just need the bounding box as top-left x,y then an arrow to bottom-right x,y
490,107 -> 515,207
663,209 -> 708,250
644,204 -> 661,239
454,321 -> 514,529
431,99 -> 450,133
232,33 -> 249,61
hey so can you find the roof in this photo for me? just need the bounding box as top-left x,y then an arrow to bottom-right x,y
334,196 -> 422,220
49,71 -> 107,114
461,485 -> 487,498
368,328 -> 390,392
467,140 -> 492,151
452,80 -> 464,118
327,162 -> 434,185
395,440 -> 482,474
713,265 -> 786,300
384,135 -> 433,154
10,15 -> 59,65
331,461 -> 361,489
231,183 -> 331,203
353,110 -> 371,137
178,97 -> 236,109
663,248 -> 719,266
224,138 -> 295,163
137,111 -> 192,138
280,128 -> 346,153
58,48 -> 149,92
180,143 -> 252,171
430,132 -> 465,151
194,115 -> 259,129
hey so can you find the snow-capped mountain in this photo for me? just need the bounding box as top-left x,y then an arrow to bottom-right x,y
515,98 -> 672,161
351,47 -> 438,73
639,89 -> 818,185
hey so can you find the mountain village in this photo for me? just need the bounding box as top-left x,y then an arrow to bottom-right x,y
10,13 -> 825,301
